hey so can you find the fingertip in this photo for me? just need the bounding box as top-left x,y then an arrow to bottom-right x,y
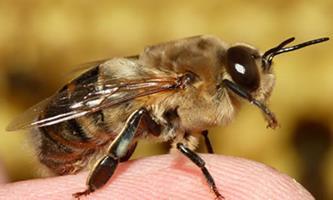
202,155 -> 314,200
0,172 -> 87,200
0,155 -> 314,200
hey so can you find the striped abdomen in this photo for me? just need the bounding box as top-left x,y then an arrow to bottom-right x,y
37,66 -> 115,175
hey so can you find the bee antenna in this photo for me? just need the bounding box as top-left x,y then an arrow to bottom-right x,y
262,37 -> 329,68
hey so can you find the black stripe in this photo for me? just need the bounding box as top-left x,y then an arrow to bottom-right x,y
73,66 -> 100,85
59,84 -> 68,93
92,110 -> 105,124
39,126 -> 59,144
67,119 -> 90,141
39,126 -> 73,153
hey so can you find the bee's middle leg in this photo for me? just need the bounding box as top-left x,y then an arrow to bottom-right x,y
201,130 -> 214,154
177,142 -> 224,199
73,107 -> 159,198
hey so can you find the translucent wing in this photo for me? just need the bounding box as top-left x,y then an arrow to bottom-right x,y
7,74 -> 179,131
63,59 -> 110,78
7,97 -> 53,131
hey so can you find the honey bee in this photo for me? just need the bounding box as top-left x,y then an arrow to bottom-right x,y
7,35 -> 329,199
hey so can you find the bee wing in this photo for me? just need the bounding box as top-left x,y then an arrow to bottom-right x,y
7,76 -> 178,131
63,59 -> 110,78
6,97 -> 53,131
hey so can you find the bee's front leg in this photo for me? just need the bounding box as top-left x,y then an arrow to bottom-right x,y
177,142 -> 224,199
73,107 -> 158,198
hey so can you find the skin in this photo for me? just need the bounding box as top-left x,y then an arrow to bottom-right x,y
0,154 -> 313,200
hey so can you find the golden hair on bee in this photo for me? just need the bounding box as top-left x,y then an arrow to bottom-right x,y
7,35 -> 329,199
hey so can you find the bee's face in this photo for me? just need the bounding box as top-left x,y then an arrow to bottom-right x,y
222,44 -> 275,103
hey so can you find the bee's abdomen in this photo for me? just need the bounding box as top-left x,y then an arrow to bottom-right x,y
38,116 -> 112,175
37,66 -> 114,175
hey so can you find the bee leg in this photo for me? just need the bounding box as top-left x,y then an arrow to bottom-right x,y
73,108 -> 151,198
177,143 -> 224,199
201,130 -> 214,154
119,142 -> 137,162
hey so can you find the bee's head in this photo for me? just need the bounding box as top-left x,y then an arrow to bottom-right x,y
223,37 -> 329,128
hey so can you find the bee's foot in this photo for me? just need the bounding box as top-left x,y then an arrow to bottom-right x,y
72,188 -> 93,199
212,187 -> 225,200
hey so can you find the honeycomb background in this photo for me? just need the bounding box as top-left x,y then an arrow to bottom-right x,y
0,0 -> 332,199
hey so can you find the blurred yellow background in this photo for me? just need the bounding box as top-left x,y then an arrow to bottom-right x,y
0,0 -> 332,199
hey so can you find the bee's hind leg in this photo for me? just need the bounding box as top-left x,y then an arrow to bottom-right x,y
73,107 -> 159,198
177,142 -> 224,199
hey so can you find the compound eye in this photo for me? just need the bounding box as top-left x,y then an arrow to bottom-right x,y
226,46 -> 260,91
